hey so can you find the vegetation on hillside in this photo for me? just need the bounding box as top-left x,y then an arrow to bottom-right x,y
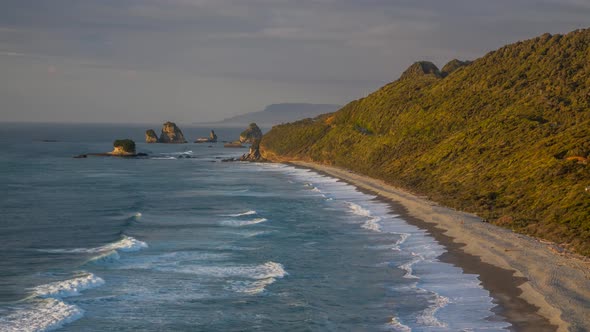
261,29 -> 590,255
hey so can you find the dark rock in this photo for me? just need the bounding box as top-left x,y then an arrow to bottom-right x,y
158,122 -> 187,143
400,61 -> 442,80
146,129 -> 158,143
239,123 -> 263,144
239,140 -> 265,162
195,130 -> 218,143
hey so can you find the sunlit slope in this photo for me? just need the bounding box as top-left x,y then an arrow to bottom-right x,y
261,29 -> 590,255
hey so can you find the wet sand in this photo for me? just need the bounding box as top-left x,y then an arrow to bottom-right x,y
290,161 -> 590,332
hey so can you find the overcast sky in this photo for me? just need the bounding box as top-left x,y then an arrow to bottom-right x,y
1,0 -> 588,123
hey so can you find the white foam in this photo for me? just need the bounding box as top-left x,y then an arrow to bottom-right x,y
399,253 -> 423,279
347,202 -> 383,232
388,317 -> 412,332
416,293 -> 450,328
221,218 -> 267,227
32,273 -> 105,299
150,156 -> 176,160
224,210 -> 257,217
228,278 -> 277,295
85,250 -> 121,265
133,212 -> 142,219
0,298 -> 84,332
40,235 -> 148,254
361,216 -> 382,232
347,202 -> 372,217
158,261 -> 287,281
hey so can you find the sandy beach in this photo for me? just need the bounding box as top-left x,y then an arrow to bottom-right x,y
290,161 -> 590,332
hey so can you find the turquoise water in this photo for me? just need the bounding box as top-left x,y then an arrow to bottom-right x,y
0,124 -> 510,331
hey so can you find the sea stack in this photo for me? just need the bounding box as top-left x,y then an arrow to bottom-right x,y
195,130 -> 218,143
110,139 -> 136,155
239,123 -> 263,144
145,129 -> 158,143
209,130 -> 218,142
158,122 -> 187,143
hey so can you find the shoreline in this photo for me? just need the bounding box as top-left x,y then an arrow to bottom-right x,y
288,160 -> 590,332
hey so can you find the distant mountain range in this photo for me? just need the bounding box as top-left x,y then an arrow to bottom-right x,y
199,103 -> 341,127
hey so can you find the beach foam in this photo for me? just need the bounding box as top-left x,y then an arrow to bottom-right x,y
416,293 -> 450,328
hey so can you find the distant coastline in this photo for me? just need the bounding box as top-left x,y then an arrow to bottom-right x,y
288,160 -> 590,332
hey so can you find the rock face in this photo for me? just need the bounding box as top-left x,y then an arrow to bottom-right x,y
441,59 -> 472,77
111,139 -> 136,155
209,130 -> 218,142
158,122 -> 187,143
399,61 -> 442,80
240,140 -> 264,161
239,123 -> 263,144
145,129 -> 159,143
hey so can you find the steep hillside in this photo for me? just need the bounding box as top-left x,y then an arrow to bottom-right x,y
261,29 -> 590,255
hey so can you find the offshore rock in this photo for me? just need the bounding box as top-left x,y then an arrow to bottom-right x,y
158,122 -> 187,143
111,139 -> 136,155
209,130 -> 218,142
145,129 -> 159,143
239,123 -> 263,144
195,130 -> 218,143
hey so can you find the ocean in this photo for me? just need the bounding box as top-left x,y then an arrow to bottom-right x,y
0,123 -> 511,331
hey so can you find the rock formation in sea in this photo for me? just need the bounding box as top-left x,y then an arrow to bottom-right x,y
224,141 -> 245,148
110,139 -> 136,155
158,122 -> 187,143
195,130 -> 218,143
209,130 -> 218,142
239,123 -> 263,144
145,129 -> 159,143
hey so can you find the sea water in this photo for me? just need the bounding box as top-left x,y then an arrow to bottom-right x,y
0,123 -> 511,331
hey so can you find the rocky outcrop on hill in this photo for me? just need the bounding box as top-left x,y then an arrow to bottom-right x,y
158,122 -> 187,143
399,61 -> 442,80
441,59 -> 472,77
239,123 -> 263,143
145,129 -> 158,143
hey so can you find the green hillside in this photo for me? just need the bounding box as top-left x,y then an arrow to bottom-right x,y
261,29 -> 590,255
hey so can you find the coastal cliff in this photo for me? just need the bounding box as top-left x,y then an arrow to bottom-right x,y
260,29 -> 590,256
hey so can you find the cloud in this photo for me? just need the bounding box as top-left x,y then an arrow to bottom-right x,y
0,0 -> 589,122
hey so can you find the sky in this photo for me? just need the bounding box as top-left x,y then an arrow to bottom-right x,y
0,0 -> 589,124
